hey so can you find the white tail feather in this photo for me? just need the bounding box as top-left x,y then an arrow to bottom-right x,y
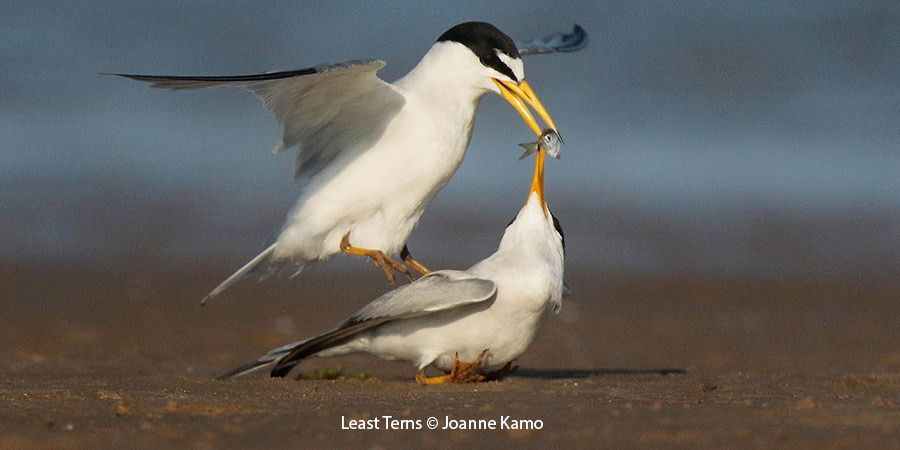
201,243 -> 287,304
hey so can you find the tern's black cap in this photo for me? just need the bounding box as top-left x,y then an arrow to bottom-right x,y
437,22 -> 520,82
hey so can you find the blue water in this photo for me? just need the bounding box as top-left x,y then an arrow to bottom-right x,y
2,1 -> 899,276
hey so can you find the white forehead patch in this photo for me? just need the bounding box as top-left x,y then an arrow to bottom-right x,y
496,49 -> 525,81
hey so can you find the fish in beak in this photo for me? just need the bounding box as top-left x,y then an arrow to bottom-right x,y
518,128 -> 563,160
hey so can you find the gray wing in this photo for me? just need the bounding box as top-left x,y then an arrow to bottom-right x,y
114,59 -> 406,178
517,25 -> 588,56
340,270 -> 497,326
220,270 -> 496,378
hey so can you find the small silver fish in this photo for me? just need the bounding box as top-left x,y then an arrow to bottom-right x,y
518,128 -> 563,160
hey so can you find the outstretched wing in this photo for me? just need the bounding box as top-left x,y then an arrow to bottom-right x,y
517,25 -> 588,56
219,271 -> 496,378
114,59 -> 405,178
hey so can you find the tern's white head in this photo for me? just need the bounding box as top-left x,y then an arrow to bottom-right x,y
488,140 -> 566,310
503,135 -> 564,251
403,22 -> 558,137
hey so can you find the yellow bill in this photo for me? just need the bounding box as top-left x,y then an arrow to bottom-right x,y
492,78 -> 555,211
492,79 -> 557,136
528,146 -> 546,209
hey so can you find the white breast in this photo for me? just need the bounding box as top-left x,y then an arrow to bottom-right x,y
272,85 -> 481,261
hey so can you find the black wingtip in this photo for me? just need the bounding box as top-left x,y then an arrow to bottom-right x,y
102,72 -> 151,82
103,72 -> 150,80
103,72 -> 191,90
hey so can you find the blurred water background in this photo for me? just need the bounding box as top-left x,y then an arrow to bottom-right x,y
2,1 -> 898,280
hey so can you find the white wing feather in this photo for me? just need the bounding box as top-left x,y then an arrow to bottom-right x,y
114,60 -> 405,178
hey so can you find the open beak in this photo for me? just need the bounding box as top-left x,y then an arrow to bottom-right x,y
493,79 -> 554,211
492,79 -> 557,137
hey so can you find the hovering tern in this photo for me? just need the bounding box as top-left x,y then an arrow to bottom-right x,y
115,22 -> 585,303
221,144 -> 564,382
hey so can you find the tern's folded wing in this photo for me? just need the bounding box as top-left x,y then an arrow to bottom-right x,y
517,25 -> 588,55
219,271 -> 496,378
341,270 -> 497,326
113,60 -> 405,178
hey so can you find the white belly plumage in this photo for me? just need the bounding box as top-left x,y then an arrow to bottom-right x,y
322,300 -> 546,372
319,265 -> 557,372
272,96 -> 475,262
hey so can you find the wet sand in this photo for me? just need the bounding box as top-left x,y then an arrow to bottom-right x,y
2,262 -> 898,448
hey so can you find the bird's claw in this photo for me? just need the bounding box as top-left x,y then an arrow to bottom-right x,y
340,232 -> 414,284
447,350 -> 489,383
369,253 -> 413,284
415,350 -> 511,385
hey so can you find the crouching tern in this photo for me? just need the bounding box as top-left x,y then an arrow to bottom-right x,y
114,22 -> 585,303
220,145 -> 564,382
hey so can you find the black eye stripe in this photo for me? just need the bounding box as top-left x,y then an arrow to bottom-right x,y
483,54 -> 517,82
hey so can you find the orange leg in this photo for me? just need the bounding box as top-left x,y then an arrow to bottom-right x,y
340,233 -> 412,284
400,245 -> 431,277
415,370 -> 451,385
417,350 -> 492,385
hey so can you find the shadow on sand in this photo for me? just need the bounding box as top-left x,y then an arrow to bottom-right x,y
512,368 -> 686,379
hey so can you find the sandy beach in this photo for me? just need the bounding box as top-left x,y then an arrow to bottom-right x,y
2,262 -> 898,448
